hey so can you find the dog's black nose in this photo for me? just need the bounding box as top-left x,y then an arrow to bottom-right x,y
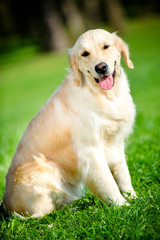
95,62 -> 108,75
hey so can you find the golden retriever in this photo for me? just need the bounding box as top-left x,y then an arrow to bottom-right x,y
3,29 -> 137,218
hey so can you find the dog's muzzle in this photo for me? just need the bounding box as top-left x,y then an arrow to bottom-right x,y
94,69 -> 116,90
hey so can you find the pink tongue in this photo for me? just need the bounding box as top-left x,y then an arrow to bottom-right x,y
99,75 -> 114,90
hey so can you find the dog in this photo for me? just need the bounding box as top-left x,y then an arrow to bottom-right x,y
3,29 -> 137,218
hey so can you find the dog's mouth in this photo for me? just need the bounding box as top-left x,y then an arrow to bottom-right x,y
94,70 -> 116,90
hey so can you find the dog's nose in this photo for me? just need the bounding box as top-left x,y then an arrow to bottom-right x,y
95,62 -> 108,75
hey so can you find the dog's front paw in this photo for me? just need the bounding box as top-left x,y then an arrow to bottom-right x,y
114,196 -> 129,206
123,190 -> 137,199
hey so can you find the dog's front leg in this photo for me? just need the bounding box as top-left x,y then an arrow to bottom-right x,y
78,145 -> 126,205
111,159 -> 137,199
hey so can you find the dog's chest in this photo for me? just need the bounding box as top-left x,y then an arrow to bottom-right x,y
78,94 -> 135,145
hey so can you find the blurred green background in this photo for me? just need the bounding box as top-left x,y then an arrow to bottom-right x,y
0,0 -> 160,196
0,0 -> 160,54
0,0 -> 160,198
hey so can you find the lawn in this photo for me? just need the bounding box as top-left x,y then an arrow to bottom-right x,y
0,17 -> 160,239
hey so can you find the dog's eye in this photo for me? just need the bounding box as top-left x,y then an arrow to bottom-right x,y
103,45 -> 109,49
81,51 -> 90,57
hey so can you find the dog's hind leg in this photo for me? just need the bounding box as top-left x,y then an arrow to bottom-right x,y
4,155 -> 65,217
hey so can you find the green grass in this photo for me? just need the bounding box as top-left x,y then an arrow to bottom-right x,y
0,17 -> 160,239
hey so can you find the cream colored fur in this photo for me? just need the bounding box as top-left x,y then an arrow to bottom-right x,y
3,29 -> 136,218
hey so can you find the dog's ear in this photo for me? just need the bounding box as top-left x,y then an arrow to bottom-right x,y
113,33 -> 134,69
69,50 -> 82,87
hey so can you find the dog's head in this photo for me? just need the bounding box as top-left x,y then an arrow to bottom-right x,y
69,29 -> 134,90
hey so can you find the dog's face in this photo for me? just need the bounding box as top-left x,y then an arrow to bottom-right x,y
69,29 -> 134,90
